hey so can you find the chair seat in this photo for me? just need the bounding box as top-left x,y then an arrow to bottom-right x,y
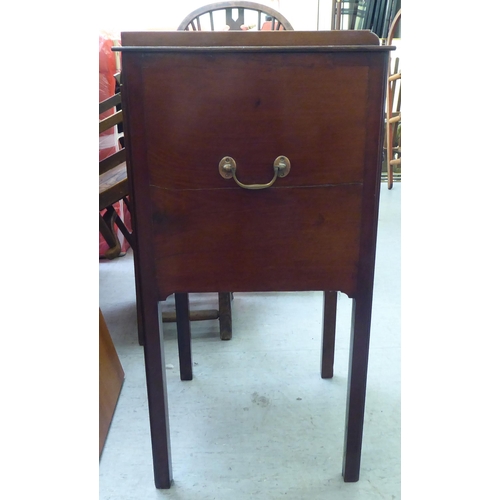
99,162 -> 128,210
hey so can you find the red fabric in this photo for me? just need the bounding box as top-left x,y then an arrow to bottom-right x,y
99,32 -> 131,258
99,34 -> 118,161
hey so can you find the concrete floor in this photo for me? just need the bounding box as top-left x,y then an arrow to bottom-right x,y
99,184 -> 401,500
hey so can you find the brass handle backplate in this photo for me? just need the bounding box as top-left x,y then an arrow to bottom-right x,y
218,156 -> 291,190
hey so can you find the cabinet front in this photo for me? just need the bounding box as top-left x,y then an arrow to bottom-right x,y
131,50 -> 382,297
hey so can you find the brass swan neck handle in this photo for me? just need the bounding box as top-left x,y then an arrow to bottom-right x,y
219,156 -> 291,190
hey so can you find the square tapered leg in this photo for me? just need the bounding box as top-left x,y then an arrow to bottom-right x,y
143,300 -> 173,488
342,293 -> 373,482
321,290 -> 338,378
175,293 -> 193,381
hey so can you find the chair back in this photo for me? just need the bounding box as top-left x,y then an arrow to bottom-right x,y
178,1 -> 293,31
99,93 -> 126,178
99,90 -> 132,258
385,9 -> 401,188
99,91 -> 128,210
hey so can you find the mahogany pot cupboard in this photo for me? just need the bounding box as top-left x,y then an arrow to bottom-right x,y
114,30 -> 393,488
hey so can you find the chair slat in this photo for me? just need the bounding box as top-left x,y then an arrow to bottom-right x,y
99,110 -> 123,134
99,93 -> 121,114
100,148 -> 127,175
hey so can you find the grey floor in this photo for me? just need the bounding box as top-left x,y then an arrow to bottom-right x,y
99,184 -> 401,500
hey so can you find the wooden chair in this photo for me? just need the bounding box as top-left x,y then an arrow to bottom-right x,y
99,92 -> 133,259
178,1 -> 293,31
385,9 -> 401,189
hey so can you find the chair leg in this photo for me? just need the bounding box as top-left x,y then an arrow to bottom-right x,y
342,292 -> 373,482
321,291 -> 337,378
175,293 -> 193,381
387,124 -> 394,190
99,212 -> 121,259
113,207 -> 134,248
218,292 -> 232,340
142,299 -> 173,488
387,81 -> 395,190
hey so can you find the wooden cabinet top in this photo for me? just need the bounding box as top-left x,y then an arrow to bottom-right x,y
117,30 -> 393,52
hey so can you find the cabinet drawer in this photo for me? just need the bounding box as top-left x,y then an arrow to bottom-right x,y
151,183 -> 363,298
140,51 -> 373,190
